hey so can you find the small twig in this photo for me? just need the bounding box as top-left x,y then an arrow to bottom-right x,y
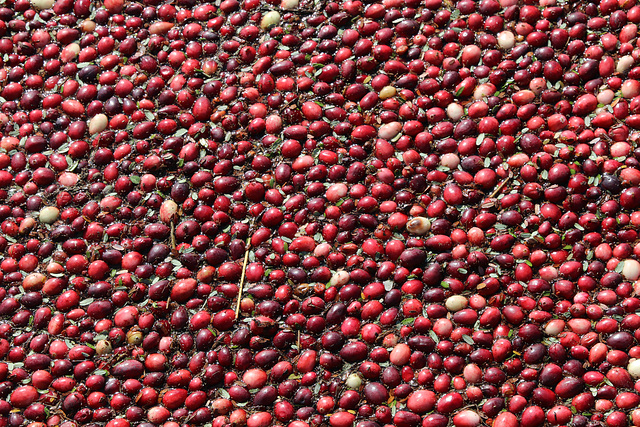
488,172 -> 513,199
234,212 -> 264,318
170,221 -> 176,249
256,5 -> 319,14
235,238 -> 252,318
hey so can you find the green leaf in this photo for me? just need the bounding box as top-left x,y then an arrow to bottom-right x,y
462,334 -> 474,345
7,362 -> 24,370
130,175 -> 141,185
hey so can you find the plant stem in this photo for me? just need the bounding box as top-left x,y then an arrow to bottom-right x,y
235,238 -> 252,318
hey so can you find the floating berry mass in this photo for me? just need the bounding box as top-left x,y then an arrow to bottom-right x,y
5,0 -> 640,426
